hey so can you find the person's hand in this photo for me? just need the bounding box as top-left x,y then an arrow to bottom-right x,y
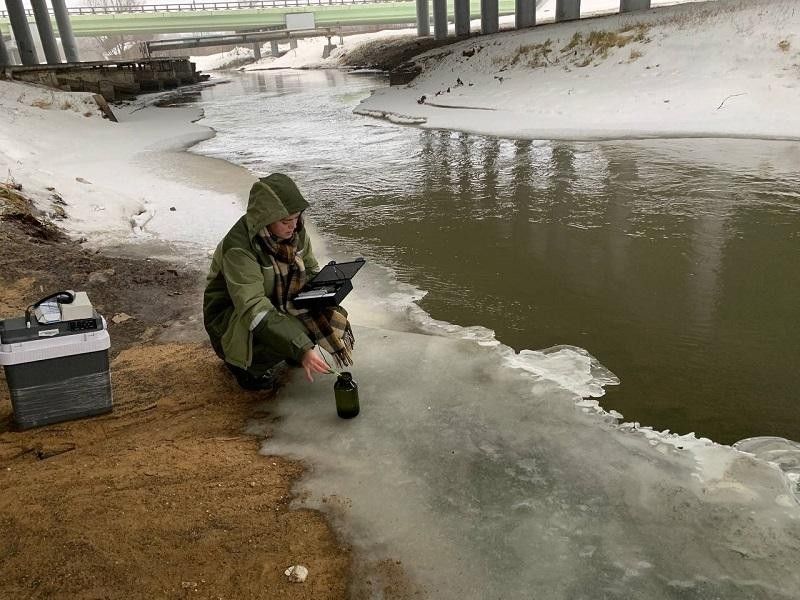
301,347 -> 330,382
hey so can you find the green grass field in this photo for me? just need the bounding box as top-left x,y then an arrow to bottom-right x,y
0,1 -> 518,37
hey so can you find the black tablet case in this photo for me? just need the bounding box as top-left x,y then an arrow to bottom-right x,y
293,258 -> 366,310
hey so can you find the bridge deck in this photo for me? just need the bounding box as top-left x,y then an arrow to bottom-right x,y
146,27 -> 334,51
0,1 -> 516,37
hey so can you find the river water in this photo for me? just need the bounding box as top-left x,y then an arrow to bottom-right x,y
185,69 -> 800,599
191,69 -> 800,446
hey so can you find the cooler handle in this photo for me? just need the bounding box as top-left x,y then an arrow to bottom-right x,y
25,290 -> 75,328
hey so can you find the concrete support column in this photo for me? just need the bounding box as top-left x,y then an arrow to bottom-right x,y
481,0 -> 499,35
30,0 -> 62,64
252,42 -> 261,60
0,33 -> 12,65
555,0 -> 581,21
620,0 -> 650,12
289,39 -> 298,50
52,0 -> 79,62
515,0 -> 536,28
432,0 -> 447,40
322,35 -> 336,58
416,0 -> 430,37
270,40 -> 279,57
454,0 -> 470,37
5,0 -> 40,65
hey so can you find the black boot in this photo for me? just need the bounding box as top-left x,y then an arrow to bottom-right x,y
227,362 -> 286,391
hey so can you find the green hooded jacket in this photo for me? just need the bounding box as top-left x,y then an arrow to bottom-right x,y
203,174 -> 320,369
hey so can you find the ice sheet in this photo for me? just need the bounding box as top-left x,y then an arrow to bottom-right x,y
261,278 -> 800,599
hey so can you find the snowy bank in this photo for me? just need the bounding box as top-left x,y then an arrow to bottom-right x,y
0,80 -> 250,255
356,0 -> 800,140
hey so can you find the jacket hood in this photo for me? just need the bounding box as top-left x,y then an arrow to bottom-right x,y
245,173 -> 310,238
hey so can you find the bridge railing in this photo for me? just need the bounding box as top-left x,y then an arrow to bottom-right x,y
0,0 -> 411,19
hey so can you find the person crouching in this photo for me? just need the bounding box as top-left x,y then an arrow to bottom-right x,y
203,173 -> 354,390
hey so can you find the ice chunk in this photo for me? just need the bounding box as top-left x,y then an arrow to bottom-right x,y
504,344 -> 619,399
734,436 -> 800,502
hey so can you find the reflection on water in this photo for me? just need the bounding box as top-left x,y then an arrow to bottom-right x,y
193,70 -> 800,445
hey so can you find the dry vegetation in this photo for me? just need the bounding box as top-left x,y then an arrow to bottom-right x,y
0,180 -> 65,241
0,179 -> 32,216
778,39 -> 791,52
494,23 -> 652,71
581,24 -> 651,58
28,93 -> 55,110
19,89 -> 102,118
504,39 -> 555,69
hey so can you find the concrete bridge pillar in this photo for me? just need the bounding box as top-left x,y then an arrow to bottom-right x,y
30,0 -> 62,63
270,41 -> 279,57
0,32 -> 12,65
620,0 -> 651,12
454,0 -> 470,37
252,43 -> 261,60
416,0 -> 430,37
289,39 -> 298,50
516,0 -> 536,28
481,0 -> 499,35
432,0 -> 447,40
322,35 -> 337,58
555,0 -> 581,22
52,0 -> 79,62
5,0 -> 40,65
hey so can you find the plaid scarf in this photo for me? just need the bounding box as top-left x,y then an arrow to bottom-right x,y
259,228 -> 355,368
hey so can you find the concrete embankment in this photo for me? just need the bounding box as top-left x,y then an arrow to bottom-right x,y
2,57 -> 207,102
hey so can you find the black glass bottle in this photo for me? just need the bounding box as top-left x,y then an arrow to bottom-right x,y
334,372 -> 360,419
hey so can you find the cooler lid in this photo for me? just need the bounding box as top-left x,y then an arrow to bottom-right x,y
0,329 -> 111,366
0,313 -> 105,344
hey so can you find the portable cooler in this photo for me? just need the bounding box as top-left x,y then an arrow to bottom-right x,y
0,293 -> 112,430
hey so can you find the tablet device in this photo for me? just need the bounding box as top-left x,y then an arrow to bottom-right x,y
308,257 -> 366,285
293,258 -> 366,308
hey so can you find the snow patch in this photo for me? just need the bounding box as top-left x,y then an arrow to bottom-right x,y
0,79 -> 246,253
357,0 -> 800,141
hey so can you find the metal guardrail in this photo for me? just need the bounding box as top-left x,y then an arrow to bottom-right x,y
0,0 -> 412,19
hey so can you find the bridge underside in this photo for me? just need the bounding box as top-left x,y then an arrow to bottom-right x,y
146,27 -> 332,53
1,0 -> 654,66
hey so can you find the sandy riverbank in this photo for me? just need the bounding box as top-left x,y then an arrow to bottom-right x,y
0,79 -> 366,595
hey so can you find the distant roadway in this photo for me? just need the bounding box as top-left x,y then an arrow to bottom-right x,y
0,0 -> 518,37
